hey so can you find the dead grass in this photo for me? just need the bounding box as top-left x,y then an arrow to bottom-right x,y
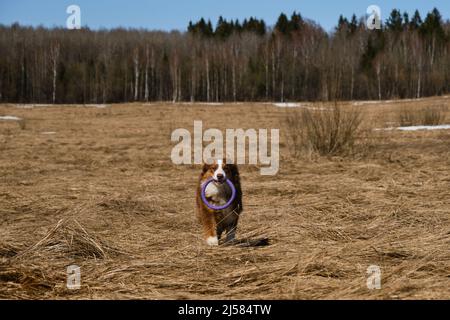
0,97 -> 449,300
398,104 -> 448,126
13,216 -> 122,261
285,103 -> 365,157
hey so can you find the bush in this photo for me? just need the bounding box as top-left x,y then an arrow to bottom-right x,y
398,105 -> 447,127
285,103 -> 364,156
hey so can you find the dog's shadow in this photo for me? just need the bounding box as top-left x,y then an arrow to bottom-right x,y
220,237 -> 270,247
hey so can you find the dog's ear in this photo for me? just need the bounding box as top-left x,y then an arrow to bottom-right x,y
202,163 -> 210,173
226,163 -> 240,177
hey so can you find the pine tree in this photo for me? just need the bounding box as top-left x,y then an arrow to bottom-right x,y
337,15 -> 349,32
215,16 -> 233,39
421,8 -> 445,40
188,21 -> 195,33
289,11 -> 303,32
234,19 -> 242,33
275,13 -> 290,35
403,12 -> 410,28
349,14 -> 358,34
242,17 -> 266,36
386,9 -> 403,32
206,20 -> 214,37
410,10 -> 422,29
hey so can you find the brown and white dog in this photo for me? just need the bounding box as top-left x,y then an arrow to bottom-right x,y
196,159 -> 243,246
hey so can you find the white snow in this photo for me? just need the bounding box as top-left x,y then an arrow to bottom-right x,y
41,132 -> 57,135
274,102 -> 307,108
273,102 -> 328,111
14,104 -> 53,108
12,104 -> 109,109
198,102 -> 224,106
0,116 -> 22,121
16,104 -> 47,108
397,125 -> 450,131
352,98 -> 430,106
83,104 -> 109,108
376,125 -> 450,131
145,102 -> 226,106
353,101 -> 385,106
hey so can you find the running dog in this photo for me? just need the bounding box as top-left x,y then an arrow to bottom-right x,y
196,159 -> 243,246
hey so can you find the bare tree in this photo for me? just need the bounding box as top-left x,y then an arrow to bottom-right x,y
133,47 -> 140,101
144,45 -> 149,101
50,42 -> 60,104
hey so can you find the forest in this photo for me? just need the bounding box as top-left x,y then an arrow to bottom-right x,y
0,8 -> 449,103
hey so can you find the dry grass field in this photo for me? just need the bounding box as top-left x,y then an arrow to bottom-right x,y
0,97 -> 449,300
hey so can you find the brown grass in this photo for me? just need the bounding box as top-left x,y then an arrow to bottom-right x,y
0,97 -> 449,300
398,104 -> 448,127
285,103 -> 364,156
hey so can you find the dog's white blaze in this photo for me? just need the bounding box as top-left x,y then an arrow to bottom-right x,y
206,236 -> 219,246
213,159 -> 226,181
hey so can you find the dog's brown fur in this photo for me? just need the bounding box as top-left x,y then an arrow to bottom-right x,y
196,160 -> 243,245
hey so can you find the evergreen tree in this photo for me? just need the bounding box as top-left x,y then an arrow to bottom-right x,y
421,8 -> 445,40
336,15 -> 349,33
234,19 -> 242,33
289,11 -> 303,32
410,10 -> 422,29
188,21 -> 195,33
206,20 -> 214,37
275,13 -> 290,35
402,12 -> 410,28
386,9 -> 403,32
242,17 -> 266,36
215,16 -> 233,39
187,18 -> 214,37
349,14 -> 358,34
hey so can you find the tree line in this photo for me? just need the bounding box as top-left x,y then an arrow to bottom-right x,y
0,9 -> 449,104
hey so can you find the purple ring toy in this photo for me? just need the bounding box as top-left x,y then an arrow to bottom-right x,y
201,178 -> 236,211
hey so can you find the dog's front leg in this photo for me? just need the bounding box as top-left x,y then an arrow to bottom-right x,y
202,209 -> 219,246
225,227 -> 236,244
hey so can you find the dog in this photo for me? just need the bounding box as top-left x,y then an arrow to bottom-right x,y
196,159 -> 243,246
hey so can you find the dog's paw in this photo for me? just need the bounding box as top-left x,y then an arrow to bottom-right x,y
206,236 -> 219,246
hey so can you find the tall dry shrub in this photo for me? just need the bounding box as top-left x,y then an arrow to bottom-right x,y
398,105 -> 448,126
286,103 -> 364,156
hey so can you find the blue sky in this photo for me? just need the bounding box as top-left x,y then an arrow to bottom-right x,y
0,0 -> 449,32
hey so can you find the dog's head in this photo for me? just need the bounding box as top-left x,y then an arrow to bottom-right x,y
202,159 -> 236,184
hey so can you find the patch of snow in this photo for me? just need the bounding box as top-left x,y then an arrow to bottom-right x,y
173,102 -> 225,106
376,125 -> 450,131
0,115 -> 22,121
41,132 -> 57,135
397,125 -> 450,131
353,101 -> 385,106
12,104 -> 109,109
14,104 -> 53,108
199,102 -> 224,106
83,104 -> 109,108
353,98 -> 428,106
273,102 -> 328,111
274,102 -> 306,108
